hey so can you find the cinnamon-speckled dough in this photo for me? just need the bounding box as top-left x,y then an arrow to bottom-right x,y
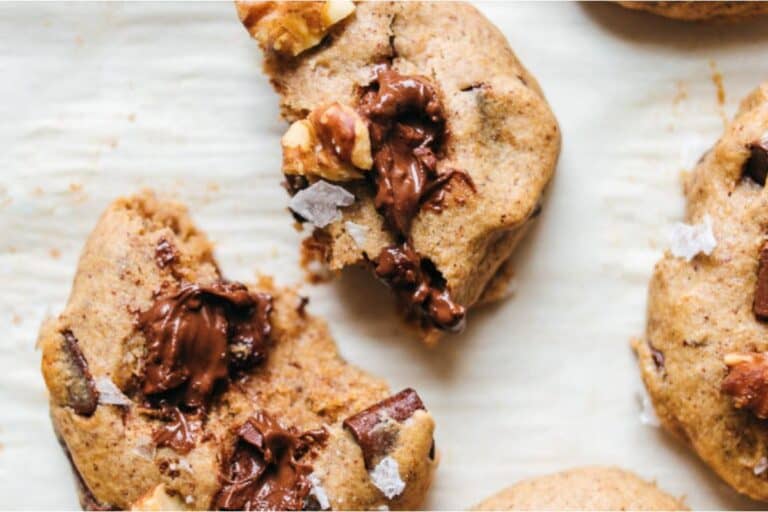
472,467 -> 686,511
239,1 -> 560,343
619,1 -> 768,21
636,83 -> 768,501
39,191 -> 436,510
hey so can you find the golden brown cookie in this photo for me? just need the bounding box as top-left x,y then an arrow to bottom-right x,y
472,466 -> 686,511
637,83 -> 768,500
619,1 -> 768,21
39,191 -> 437,510
236,1 -> 561,344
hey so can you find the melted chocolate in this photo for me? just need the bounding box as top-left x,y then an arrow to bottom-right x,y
359,67 -> 448,236
744,139 -> 768,186
154,237 -> 178,269
343,388 -> 426,468
138,281 -> 273,409
755,241 -> 768,320
152,406 -> 201,454
374,243 -> 465,332
62,330 -> 99,416
215,411 -> 327,511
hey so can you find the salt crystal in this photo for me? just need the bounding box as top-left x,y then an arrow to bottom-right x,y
95,377 -> 132,406
308,473 -> 331,510
755,458 -> 768,476
369,456 -> 405,500
185,495 -> 194,505
288,180 -> 354,228
635,390 -> 660,427
344,221 -> 368,249
177,458 -> 193,473
132,437 -> 156,460
669,214 -> 716,261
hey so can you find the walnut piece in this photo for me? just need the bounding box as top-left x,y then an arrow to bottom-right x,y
236,0 -> 355,57
282,102 -> 372,182
722,352 -> 768,419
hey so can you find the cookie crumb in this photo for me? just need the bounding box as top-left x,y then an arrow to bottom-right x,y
49,248 -> 61,259
288,180 -> 354,228
668,214 -> 716,261
369,456 -> 405,500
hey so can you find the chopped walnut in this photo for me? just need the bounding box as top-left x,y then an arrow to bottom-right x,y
722,352 -> 768,419
282,102 -> 372,182
236,0 -> 355,57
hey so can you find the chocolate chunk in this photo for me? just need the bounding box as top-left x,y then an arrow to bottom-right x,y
359,67 -> 468,237
723,352 -> 768,419
215,411 -> 327,511
754,241 -> 768,320
374,243 -> 465,332
283,174 -> 310,197
154,237 -> 178,269
744,139 -> 768,186
152,406 -> 200,454
61,330 -> 99,416
138,281 -> 272,409
343,388 -> 426,468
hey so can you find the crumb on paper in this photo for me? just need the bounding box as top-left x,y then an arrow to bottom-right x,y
308,473 -> 331,510
288,180 -> 355,228
344,221 -> 368,249
709,59 -> 726,107
49,248 -> 61,259
673,80 -> 688,106
668,214 -> 716,261
95,377 -> 132,406
11,313 -> 21,326
369,456 -> 406,500
69,183 -> 82,193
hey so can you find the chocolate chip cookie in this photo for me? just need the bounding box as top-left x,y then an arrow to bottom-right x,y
619,1 -> 768,21
472,467 -> 686,511
236,1 -> 561,344
637,83 -> 768,500
39,191 -> 437,510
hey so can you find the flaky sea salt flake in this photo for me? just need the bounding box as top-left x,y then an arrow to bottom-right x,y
669,214 -> 716,261
755,457 -> 768,476
308,473 -> 331,510
288,180 -> 355,228
345,221 -> 368,249
95,377 -> 132,406
369,456 -> 405,500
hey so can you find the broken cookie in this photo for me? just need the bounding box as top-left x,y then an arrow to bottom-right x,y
39,191 -> 436,510
237,1 -> 561,343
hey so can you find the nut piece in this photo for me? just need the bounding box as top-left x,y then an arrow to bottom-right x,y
131,484 -> 186,511
282,102 -> 372,182
236,0 -> 355,57
722,352 -> 768,419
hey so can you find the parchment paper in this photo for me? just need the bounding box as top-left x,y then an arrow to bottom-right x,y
3,2 -> 768,509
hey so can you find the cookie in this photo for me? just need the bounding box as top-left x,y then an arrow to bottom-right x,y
236,1 -> 560,343
636,83 -> 768,500
472,466 -> 686,511
618,1 -> 768,21
39,191 -> 437,510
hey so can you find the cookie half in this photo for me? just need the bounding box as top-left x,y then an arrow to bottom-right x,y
39,191 -> 437,510
619,1 -> 768,21
236,1 -> 560,343
472,466 -> 686,511
637,83 -> 768,500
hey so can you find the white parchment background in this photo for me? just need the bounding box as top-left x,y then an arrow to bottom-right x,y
2,1 -> 768,509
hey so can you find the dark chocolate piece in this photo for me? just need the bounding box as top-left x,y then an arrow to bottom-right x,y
154,237 -> 178,269
61,330 -> 99,416
343,388 -> 426,468
152,406 -> 200,454
215,411 -> 327,511
138,281 -> 272,409
755,241 -> 768,320
744,139 -> 768,186
374,244 -> 465,332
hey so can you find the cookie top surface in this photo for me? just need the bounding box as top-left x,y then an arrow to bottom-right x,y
472,466 -> 686,511
239,1 -> 560,342
39,191 -> 436,510
638,84 -> 768,500
619,1 -> 768,21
